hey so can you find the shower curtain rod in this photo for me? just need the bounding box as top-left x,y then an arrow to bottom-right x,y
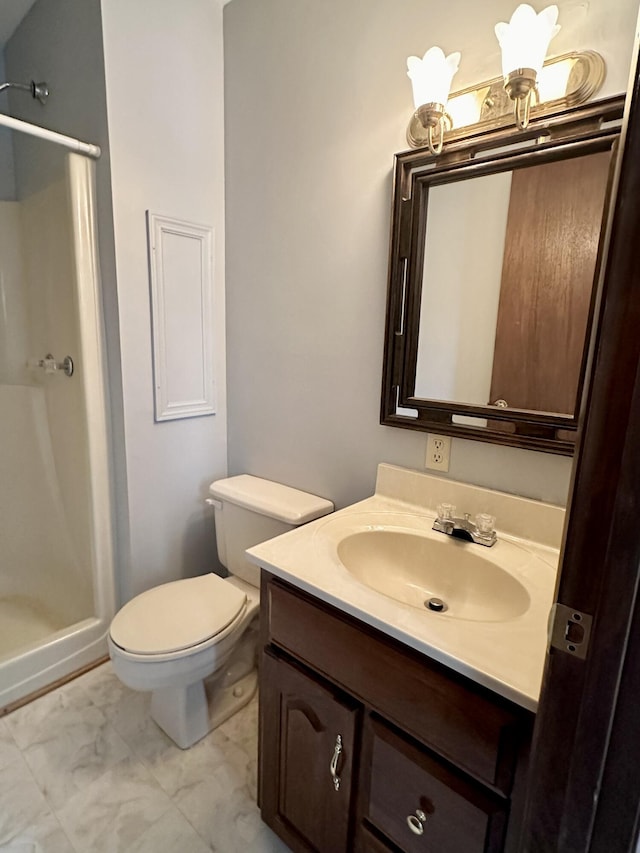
0,112 -> 101,159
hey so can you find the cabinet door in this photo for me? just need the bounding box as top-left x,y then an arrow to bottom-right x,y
260,651 -> 359,852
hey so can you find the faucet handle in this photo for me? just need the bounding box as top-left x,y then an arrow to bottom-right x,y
475,513 -> 496,534
437,503 -> 456,520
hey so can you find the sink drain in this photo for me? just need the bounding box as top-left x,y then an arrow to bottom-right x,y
425,597 -> 447,613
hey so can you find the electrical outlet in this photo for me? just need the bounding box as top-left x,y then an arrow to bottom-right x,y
425,433 -> 451,472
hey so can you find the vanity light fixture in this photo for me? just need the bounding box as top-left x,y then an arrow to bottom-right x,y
406,4 -> 605,151
405,47 -> 606,149
406,47 -> 461,155
495,3 -> 561,130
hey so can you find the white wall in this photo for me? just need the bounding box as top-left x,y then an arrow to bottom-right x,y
224,0 -> 638,511
101,0 -> 227,599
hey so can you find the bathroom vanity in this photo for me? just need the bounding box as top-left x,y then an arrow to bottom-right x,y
247,464 -> 563,853
259,574 -> 533,852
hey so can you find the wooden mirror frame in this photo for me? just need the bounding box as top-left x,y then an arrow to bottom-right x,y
380,96 -> 625,455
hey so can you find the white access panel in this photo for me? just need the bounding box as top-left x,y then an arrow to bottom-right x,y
147,212 -> 215,421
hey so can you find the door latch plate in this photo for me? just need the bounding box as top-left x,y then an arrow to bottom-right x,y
549,604 -> 592,659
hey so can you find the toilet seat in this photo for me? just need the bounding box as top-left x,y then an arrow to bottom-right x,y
109,573 -> 247,656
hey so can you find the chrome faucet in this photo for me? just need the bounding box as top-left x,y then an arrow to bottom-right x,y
432,503 -> 497,547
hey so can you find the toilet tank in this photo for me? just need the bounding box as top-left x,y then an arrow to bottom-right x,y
208,475 -> 333,587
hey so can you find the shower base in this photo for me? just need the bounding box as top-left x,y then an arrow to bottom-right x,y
0,596 -> 66,660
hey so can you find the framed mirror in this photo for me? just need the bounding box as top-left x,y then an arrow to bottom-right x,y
381,97 -> 624,455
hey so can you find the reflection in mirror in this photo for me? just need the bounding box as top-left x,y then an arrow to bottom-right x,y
415,151 -> 612,417
415,172 -> 511,407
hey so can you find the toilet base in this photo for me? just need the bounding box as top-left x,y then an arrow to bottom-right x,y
150,668 -> 258,749
150,681 -> 210,749
207,668 -> 258,731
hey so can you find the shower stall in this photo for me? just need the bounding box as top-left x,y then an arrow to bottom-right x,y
0,110 -> 116,709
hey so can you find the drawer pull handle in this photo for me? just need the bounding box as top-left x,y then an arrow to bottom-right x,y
407,809 -> 427,836
330,734 -> 343,791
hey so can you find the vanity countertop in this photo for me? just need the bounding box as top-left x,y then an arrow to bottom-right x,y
246,465 -> 562,712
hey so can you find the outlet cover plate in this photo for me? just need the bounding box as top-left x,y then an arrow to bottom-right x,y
426,434 -> 451,472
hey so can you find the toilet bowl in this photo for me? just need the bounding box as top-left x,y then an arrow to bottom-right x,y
109,574 -> 259,748
108,475 -> 333,748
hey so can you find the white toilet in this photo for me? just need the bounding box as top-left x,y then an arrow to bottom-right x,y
108,475 -> 333,748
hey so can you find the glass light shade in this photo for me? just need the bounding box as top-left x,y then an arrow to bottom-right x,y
407,47 -> 461,109
495,4 -> 560,77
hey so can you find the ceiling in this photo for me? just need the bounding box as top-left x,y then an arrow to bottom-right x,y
0,0 -> 38,48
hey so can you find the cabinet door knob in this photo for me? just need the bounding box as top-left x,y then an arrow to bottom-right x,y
407,809 -> 427,835
330,734 -> 343,791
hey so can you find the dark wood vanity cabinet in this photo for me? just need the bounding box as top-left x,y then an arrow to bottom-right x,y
258,573 -> 533,853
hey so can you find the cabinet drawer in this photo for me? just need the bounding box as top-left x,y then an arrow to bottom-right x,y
363,717 -> 507,853
265,577 -> 526,792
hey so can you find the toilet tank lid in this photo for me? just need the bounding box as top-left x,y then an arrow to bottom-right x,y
209,475 -> 333,525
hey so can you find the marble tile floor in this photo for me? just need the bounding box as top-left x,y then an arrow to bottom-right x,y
0,662 -> 290,853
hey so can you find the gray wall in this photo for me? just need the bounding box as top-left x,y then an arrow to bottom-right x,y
0,51 -> 16,200
5,0 -> 128,600
224,0 -> 638,510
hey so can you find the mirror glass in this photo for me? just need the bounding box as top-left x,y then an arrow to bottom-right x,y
413,151 -> 612,417
381,99 -> 624,455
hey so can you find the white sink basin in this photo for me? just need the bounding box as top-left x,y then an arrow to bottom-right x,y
335,527 -> 530,622
248,465 -> 563,709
